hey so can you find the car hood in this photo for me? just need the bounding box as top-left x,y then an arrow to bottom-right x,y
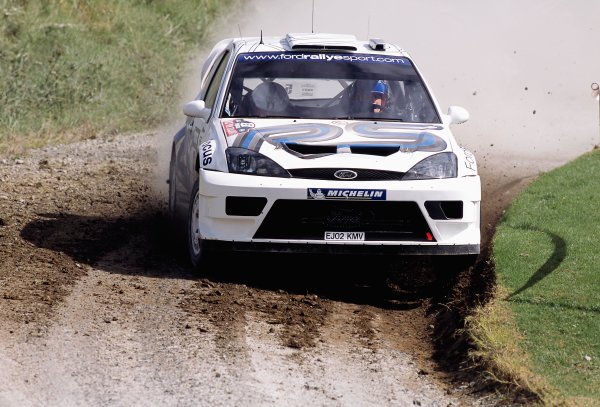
220,118 -> 454,172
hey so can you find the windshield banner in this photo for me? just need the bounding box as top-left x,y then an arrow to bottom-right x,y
238,52 -> 411,65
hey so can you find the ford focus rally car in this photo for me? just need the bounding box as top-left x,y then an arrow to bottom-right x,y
168,33 -> 480,268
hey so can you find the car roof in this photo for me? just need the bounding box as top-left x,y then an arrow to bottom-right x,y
199,33 -> 413,89
223,32 -> 410,57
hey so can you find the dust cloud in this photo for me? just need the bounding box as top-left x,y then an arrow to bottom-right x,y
154,0 -> 600,199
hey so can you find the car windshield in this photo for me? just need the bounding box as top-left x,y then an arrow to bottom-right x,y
221,51 -> 440,123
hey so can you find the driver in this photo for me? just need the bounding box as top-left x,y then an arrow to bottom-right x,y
371,80 -> 390,113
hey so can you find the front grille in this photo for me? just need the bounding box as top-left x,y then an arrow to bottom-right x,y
254,200 -> 433,241
288,168 -> 405,181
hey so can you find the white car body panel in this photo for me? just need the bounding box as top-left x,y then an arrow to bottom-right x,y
197,169 -> 480,244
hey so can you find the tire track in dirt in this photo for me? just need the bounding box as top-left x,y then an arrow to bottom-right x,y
176,251 -> 486,405
0,235 -> 216,406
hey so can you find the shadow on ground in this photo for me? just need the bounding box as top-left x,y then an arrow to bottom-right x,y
20,209 -> 534,403
20,210 -> 459,309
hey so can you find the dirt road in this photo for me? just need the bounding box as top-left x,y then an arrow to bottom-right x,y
0,128 -> 533,406
3,0 -> 599,403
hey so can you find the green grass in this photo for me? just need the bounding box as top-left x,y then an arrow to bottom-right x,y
487,149 -> 600,405
0,0 -> 235,154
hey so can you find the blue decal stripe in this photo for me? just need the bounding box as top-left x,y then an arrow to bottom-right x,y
236,130 -> 258,149
232,124 -> 342,152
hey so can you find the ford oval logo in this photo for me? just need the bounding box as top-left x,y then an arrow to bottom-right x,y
334,169 -> 358,180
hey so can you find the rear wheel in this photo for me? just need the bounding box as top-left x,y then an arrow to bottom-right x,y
187,180 -> 205,269
165,150 -> 190,263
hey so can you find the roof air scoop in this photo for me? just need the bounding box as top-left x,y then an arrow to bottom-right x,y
286,33 -> 358,51
369,38 -> 387,51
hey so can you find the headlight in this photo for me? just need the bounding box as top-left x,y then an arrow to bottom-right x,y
403,152 -> 457,180
226,147 -> 290,178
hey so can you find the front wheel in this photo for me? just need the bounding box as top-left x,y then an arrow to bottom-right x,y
432,254 -> 478,273
187,180 -> 205,269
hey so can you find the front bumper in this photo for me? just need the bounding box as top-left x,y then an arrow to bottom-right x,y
197,169 -> 481,255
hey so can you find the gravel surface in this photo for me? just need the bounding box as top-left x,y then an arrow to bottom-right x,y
0,131 -> 519,406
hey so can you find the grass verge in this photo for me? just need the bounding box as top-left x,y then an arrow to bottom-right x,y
470,148 -> 600,406
0,0 -> 235,154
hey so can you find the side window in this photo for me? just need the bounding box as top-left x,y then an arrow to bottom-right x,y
202,51 -> 230,110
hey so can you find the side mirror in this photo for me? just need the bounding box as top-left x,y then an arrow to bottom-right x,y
447,105 -> 469,124
183,100 -> 211,120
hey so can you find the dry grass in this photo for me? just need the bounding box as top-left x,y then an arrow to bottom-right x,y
465,284 -> 570,406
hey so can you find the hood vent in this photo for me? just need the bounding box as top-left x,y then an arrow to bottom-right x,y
283,143 -> 402,157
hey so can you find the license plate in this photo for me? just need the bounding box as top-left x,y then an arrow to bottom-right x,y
324,231 -> 365,241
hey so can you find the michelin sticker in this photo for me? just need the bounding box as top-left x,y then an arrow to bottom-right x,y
307,188 -> 386,200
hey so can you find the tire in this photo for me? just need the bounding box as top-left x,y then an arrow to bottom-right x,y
165,150 -> 190,264
168,155 -> 175,218
187,180 -> 205,269
429,254 -> 478,297
168,148 -> 180,223
452,254 -> 478,270
433,254 -> 478,273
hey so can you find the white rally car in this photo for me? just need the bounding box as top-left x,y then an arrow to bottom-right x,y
168,33 -> 480,268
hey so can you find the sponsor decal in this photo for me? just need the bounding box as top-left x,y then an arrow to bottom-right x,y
222,119 -> 255,137
345,123 -> 446,152
462,147 -> 477,172
307,188 -> 386,200
232,123 -> 342,152
228,122 -> 447,154
238,52 -> 412,66
200,141 -> 214,167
